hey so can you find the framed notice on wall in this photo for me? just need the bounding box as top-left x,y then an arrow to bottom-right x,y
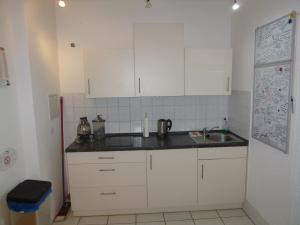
252,12 -> 296,154
0,47 -> 10,87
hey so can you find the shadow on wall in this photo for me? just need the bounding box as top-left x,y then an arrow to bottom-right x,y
0,196 -> 10,225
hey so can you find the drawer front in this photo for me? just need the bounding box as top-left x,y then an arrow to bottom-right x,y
67,151 -> 146,164
71,186 -> 147,211
69,163 -> 146,187
198,147 -> 247,159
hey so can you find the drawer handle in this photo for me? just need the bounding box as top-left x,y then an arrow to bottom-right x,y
99,169 -> 115,172
98,157 -> 115,160
100,192 -> 116,195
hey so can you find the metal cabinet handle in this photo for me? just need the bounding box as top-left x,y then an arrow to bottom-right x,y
201,164 -> 204,180
227,77 -> 230,92
138,78 -> 141,94
98,157 -> 115,160
100,192 -> 116,195
150,154 -> 152,170
99,169 -> 115,172
88,79 -> 91,95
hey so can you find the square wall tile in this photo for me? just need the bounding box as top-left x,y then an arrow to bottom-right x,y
96,98 -> 107,107
119,122 -> 131,133
107,98 -> 119,107
118,97 -> 130,107
119,107 -> 130,122
107,107 -> 119,122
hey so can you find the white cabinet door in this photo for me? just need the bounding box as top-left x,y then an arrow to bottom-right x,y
84,48 -> 135,98
147,149 -> 197,208
198,158 -> 246,206
185,48 -> 232,95
134,23 -> 184,96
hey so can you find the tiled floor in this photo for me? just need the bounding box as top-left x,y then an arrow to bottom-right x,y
53,209 -> 255,225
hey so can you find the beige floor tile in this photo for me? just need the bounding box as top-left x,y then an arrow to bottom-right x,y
79,216 -> 108,225
164,212 -> 192,221
191,210 -> 219,219
217,209 -> 246,218
222,217 -> 254,225
166,220 -> 194,225
137,222 -> 165,225
109,224 -> 135,225
137,213 -> 164,222
53,213 -> 80,225
194,218 -> 223,225
108,215 -> 136,224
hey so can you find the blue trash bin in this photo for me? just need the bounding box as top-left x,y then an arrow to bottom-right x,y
7,180 -> 52,225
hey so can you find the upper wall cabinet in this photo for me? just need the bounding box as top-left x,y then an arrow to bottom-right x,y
185,48 -> 232,95
134,23 -> 185,96
84,48 -> 135,98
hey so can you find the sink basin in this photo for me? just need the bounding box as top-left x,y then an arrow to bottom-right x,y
206,133 -> 239,142
191,132 -> 241,144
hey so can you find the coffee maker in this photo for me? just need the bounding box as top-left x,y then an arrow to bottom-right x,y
157,119 -> 172,138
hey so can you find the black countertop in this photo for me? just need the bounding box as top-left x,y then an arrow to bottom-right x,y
65,131 -> 248,153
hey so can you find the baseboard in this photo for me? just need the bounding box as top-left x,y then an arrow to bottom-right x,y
243,200 -> 270,225
73,203 -> 243,216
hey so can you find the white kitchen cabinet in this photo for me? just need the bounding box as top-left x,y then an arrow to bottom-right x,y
134,23 -> 185,96
147,149 -> 197,208
198,147 -> 247,207
67,151 -> 147,215
84,48 -> 135,98
185,48 -> 232,95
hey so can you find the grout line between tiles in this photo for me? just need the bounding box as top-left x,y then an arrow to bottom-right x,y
241,209 -> 256,225
216,210 -> 226,225
106,215 -> 110,225
189,211 -> 196,225
162,214 -> 168,224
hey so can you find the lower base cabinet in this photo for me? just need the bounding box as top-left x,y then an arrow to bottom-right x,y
67,147 -> 247,215
198,158 -> 247,206
147,149 -> 198,208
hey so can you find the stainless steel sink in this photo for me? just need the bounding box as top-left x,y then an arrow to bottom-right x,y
191,132 -> 241,144
206,133 -> 239,142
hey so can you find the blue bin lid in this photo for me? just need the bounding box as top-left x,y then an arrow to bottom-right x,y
7,180 -> 52,213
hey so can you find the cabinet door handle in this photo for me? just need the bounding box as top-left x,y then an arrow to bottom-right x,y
100,192 -> 116,195
150,154 -> 153,170
138,78 -> 141,94
98,157 -> 115,160
201,164 -> 204,180
99,169 -> 115,172
88,79 -> 91,95
227,77 -> 230,92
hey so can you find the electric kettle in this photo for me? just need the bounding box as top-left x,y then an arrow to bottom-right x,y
157,119 -> 172,138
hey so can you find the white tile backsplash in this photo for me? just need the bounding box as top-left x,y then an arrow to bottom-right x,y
228,90 -> 251,139
63,94 -> 229,146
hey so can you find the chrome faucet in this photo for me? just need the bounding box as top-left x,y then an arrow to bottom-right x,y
203,126 -> 219,137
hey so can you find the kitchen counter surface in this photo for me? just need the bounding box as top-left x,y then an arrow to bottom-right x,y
65,131 -> 248,153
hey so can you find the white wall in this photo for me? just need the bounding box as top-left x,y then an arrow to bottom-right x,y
24,0 -> 62,219
0,0 -> 62,223
0,1 -> 30,224
56,0 -> 232,93
231,1 -> 300,225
